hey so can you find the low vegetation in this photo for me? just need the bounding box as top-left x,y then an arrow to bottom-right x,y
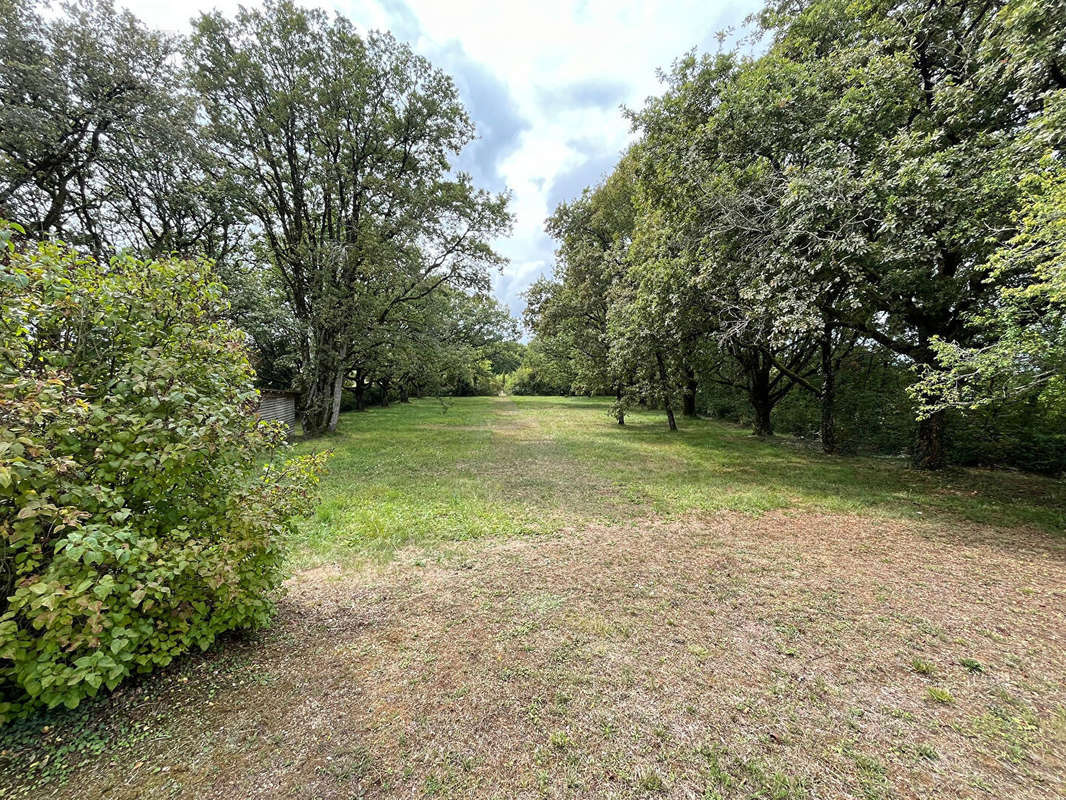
289,397 -> 1062,571
0,233 -> 325,722
1,398 -> 1062,799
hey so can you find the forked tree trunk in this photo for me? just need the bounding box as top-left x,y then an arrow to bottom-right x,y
301,374 -> 332,435
914,409 -> 947,470
302,335 -> 348,435
303,363 -> 341,435
747,355 -> 774,437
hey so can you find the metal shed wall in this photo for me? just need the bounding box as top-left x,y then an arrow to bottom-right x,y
258,392 -> 298,430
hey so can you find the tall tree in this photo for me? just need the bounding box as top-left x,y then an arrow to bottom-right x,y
188,0 -> 511,434
755,0 -> 1066,467
0,0 -> 179,253
628,52 -> 827,438
532,158 -> 638,421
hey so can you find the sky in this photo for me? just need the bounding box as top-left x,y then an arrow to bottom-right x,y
124,0 -> 764,325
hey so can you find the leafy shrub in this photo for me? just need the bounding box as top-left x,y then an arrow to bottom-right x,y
0,226 -> 327,722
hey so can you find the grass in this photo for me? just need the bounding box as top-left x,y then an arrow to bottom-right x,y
3,395 -> 1064,799
290,396 -> 1063,569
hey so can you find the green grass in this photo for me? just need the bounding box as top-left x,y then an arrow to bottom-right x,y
289,395 -> 1064,568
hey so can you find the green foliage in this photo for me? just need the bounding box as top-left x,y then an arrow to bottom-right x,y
504,338 -> 576,396
0,0 -> 236,258
188,0 -> 512,433
533,0 -> 1066,471
0,233 -> 327,722
531,155 -> 639,398
926,687 -> 955,704
914,160 -> 1066,415
763,347 -> 1066,474
911,658 -> 935,676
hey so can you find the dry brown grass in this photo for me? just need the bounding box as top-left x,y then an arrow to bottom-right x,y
9,510 -> 1064,799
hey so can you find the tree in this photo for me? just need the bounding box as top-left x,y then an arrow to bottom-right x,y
619,0 -> 1064,465
0,0 -> 182,254
532,155 -> 638,422
753,0 -> 1066,467
627,52 -> 827,438
363,289 -> 520,401
912,161 -> 1066,414
188,0 -> 511,435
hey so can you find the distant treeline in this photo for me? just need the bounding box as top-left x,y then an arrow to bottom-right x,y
521,0 -> 1066,473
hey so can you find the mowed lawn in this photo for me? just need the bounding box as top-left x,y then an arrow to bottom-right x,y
3,396 -> 1065,799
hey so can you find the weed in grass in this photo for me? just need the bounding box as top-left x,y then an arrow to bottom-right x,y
911,658 -> 935,676
968,703 -> 1040,764
423,774 -> 444,795
549,730 -> 569,750
742,758 -> 808,800
927,687 -> 955,704
960,658 -> 984,674
843,743 -> 890,800
636,768 -> 667,793
916,743 -> 939,761
700,744 -> 735,790
698,745 -> 806,800
687,643 -> 710,661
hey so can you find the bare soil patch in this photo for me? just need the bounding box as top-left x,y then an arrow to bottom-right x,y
9,511 -> 1065,799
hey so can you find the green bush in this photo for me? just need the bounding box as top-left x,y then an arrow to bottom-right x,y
0,226 -> 327,722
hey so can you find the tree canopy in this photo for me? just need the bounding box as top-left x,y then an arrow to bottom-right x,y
526,0 -> 1066,471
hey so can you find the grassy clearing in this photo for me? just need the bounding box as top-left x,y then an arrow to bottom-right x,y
290,396 -> 1063,568
3,396 -> 1064,799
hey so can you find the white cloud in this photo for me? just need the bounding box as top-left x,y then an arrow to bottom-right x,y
121,0 -> 763,321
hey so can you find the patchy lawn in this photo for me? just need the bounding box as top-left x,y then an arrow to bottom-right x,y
3,397 -> 1064,798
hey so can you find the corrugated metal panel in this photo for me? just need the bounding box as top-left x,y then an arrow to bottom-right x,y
258,393 -> 297,429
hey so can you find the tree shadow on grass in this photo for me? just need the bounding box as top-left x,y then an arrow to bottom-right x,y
553,410 -> 1065,540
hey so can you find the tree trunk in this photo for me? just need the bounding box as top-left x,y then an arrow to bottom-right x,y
914,409 -> 947,470
748,354 -> 774,437
327,367 -> 344,433
379,378 -> 390,407
301,334 -> 348,436
354,370 -> 366,411
654,351 -> 677,432
752,400 -> 773,437
682,367 -> 697,417
820,323 -> 836,454
615,386 -> 625,425
400,384 -> 410,403
302,366 -> 339,436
